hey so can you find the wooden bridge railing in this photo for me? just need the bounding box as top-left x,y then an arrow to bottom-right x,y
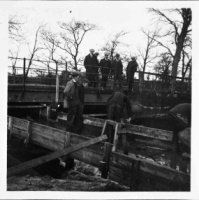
8,57 -> 191,94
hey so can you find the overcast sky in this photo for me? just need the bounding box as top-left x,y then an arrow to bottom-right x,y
7,1 -> 156,57
5,1 -> 195,71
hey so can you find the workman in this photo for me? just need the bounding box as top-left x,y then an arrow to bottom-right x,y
63,71 -> 83,134
106,91 -> 133,154
84,49 -> 99,88
168,103 -> 191,153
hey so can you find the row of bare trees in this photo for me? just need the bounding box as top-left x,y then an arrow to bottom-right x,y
8,8 -> 192,94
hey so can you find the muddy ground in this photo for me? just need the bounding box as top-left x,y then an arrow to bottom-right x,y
7,160 -> 128,191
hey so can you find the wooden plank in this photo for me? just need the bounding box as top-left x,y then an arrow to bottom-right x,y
7,134 -> 108,178
84,116 -> 173,141
10,116 -> 106,168
134,138 -> 172,149
100,142 -> 113,178
31,133 -> 64,151
81,124 -> 102,138
31,122 -> 66,142
83,116 -> 104,127
12,127 -> 28,138
109,152 -> 190,191
13,118 -> 29,129
118,124 -> 173,141
8,116 -> 13,140
24,121 -> 32,145
44,115 -> 173,142
7,154 -> 39,177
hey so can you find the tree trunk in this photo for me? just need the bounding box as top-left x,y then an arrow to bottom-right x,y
74,59 -> 78,71
170,9 -> 191,94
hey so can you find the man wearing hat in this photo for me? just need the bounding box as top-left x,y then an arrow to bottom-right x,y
84,49 -> 99,88
111,53 -> 123,89
63,71 -> 83,134
126,56 -> 138,93
99,52 -> 111,89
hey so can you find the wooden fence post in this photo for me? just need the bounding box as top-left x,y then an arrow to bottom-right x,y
21,58 -> 26,99
139,71 -> 143,93
65,62 -> 68,85
24,121 -> 32,146
56,73 -> 59,103
8,116 -> 13,141
100,142 -> 112,179
130,160 -> 141,191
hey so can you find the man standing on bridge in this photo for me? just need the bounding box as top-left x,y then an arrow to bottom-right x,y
112,53 -> 123,89
126,56 -> 138,93
84,49 -> 99,88
99,52 -> 112,90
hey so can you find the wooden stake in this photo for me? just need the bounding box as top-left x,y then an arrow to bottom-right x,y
8,116 -> 13,141
130,160 -> 140,191
24,121 -> 32,146
100,142 -> 113,179
55,73 -> 59,103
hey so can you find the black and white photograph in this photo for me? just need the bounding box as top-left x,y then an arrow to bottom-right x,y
0,0 -> 199,199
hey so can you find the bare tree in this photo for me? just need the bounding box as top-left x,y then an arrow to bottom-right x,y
181,49 -> 191,82
8,15 -> 24,42
25,25 -> 44,79
40,28 -> 60,74
137,29 -> 159,73
149,8 -> 192,94
101,30 -> 128,60
154,53 -> 172,80
9,46 -> 20,75
55,19 -> 98,70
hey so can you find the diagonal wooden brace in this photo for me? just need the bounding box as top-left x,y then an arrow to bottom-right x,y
7,134 -> 108,178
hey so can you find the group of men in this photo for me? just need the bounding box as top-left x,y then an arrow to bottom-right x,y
63,49 -> 191,157
84,49 -> 138,92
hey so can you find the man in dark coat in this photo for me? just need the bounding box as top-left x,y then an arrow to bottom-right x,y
111,53 -> 123,89
63,72 -> 83,134
126,57 -> 138,93
84,49 -> 99,88
107,91 -> 132,122
168,103 -> 191,153
99,52 -> 111,89
106,91 -> 132,154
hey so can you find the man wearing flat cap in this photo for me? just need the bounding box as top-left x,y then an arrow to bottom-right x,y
126,56 -> 138,93
111,53 -> 123,89
99,52 -> 111,89
63,72 -> 83,134
84,49 -> 99,88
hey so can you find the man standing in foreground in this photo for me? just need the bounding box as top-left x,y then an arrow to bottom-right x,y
84,49 -> 99,88
63,72 -> 83,134
126,57 -> 138,93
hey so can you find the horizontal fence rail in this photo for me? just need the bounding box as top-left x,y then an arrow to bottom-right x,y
8,57 -> 191,94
